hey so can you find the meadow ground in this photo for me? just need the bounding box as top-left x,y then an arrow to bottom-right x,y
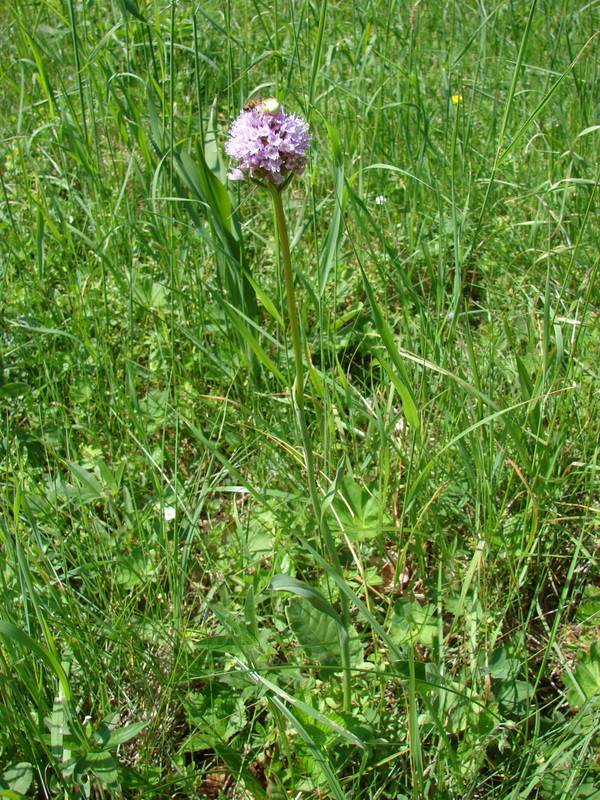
1,0 -> 600,798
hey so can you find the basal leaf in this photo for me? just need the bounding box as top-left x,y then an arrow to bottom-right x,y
0,763 -> 33,796
327,476 -> 390,541
287,597 -> 341,669
269,576 -> 344,632
563,643 -> 600,708
287,598 -> 364,673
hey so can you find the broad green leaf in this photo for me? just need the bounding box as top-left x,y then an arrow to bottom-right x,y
92,710 -> 146,750
75,751 -> 120,794
0,383 -> 30,398
287,597 -> 341,669
194,635 -> 243,653
287,598 -> 364,672
327,476 -> 390,541
0,764 -> 33,796
185,682 -> 246,749
390,600 -> 437,647
269,576 -> 345,634
563,643 -> 600,708
65,461 -> 104,502
496,678 -> 533,716
115,546 -> 155,589
92,711 -> 120,747
106,720 -> 148,749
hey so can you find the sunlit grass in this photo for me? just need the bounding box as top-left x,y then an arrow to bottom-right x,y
1,0 -> 599,797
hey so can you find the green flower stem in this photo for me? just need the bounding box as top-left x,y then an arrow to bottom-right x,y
270,186 -> 351,712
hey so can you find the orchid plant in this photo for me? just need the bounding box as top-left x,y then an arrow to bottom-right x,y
225,99 -> 352,710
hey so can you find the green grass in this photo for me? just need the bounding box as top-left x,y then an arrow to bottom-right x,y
1,0 -> 600,797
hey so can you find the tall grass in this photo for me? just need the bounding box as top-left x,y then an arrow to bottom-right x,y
1,0 -> 599,798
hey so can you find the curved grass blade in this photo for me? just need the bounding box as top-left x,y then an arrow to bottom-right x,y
0,621 -> 72,702
319,121 -> 345,296
357,264 -> 420,432
232,657 -> 367,751
269,575 -> 347,639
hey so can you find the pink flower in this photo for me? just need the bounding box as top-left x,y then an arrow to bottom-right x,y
225,99 -> 312,186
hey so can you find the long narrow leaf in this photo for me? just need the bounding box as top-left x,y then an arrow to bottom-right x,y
0,622 -> 71,701
319,121 -> 345,296
358,264 -> 420,431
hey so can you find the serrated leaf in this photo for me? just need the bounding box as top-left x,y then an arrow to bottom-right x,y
132,279 -> 168,310
287,597 -> 341,669
327,476 -> 390,541
185,683 -> 246,749
479,648 -> 521,680
576,585 -> 600,626
269,576 -> 344,630
287,598 -> 363,673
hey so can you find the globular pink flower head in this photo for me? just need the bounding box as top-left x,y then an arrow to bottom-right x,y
225,98 -> 312,186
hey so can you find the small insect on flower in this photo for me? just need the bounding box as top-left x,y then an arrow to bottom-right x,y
243,97 -> 281,114
225,98 -> 312,186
